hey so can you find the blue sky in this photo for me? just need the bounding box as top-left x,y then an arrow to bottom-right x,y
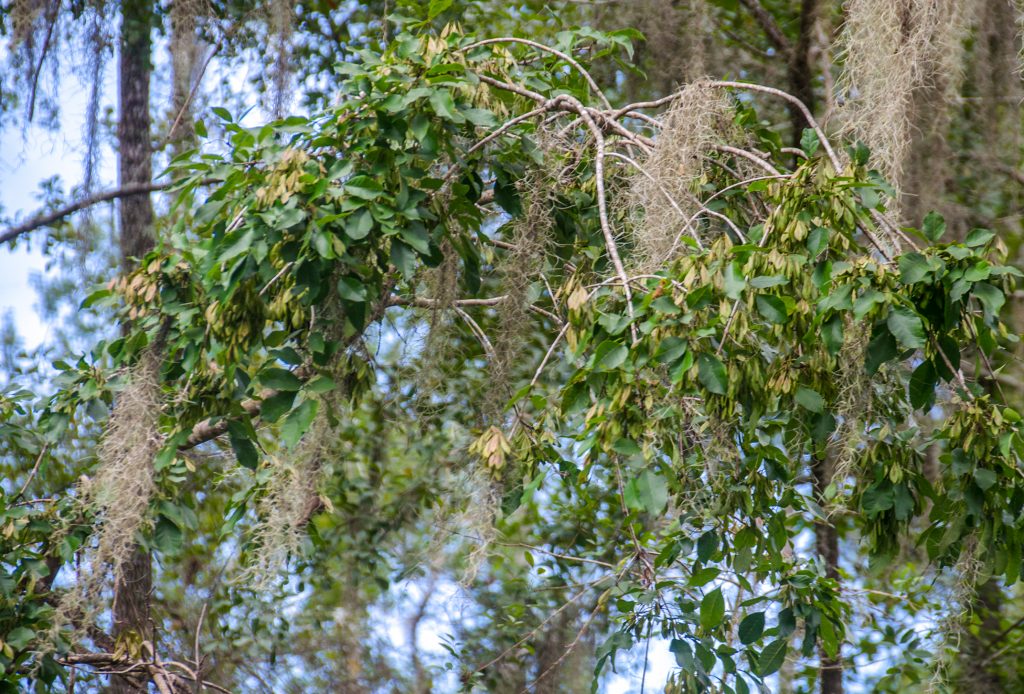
0,57 -> 118,349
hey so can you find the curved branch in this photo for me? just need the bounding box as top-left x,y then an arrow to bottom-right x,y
462,37 -> 612,110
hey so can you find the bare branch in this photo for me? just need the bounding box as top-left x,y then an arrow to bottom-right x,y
738,0 -> 792,53
0,181 -> 209,245
461,37 -> 612,110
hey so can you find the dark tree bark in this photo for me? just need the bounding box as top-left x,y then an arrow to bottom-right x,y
110,1 -> 155,692
812,455 -> 843,694
116,0 -> 155,269
959,579 -> 1007,694
786,0 -> 820,146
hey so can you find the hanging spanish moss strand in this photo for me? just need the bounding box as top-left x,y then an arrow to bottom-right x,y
836,0 -> 975,210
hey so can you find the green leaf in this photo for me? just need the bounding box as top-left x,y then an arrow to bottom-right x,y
462,108 -> 496,127
738,612 -> 765,645
656,337 -> 688,364
697,354 -> 728,394
909,359 -> 937,410
757,638 -> 788,676
219,228 -> 255,262
688,567 -> 720,587
800,128 -> 820,156
700,588 -> 726,632
899,252 -> 930,284
807,227 -> 829,256
820,618 -> 840,659
260,390 -> 296,424
636,470 -> 669,515
756,294 -> 788,324
211,106 -> 232,122
810,411 -> 837,443
819,283 -> 853,311
974,468 -> 998,491
965,228 -> 995,247
795,387 -> 825,413
697,530 -> 718,562
724,261 -> 745,299
429,89 -> 464,123
749,275 -> 789,289
345,176 -> 384,200
965,260 -> 991,282
611,438 -> 642,457
865,325 -> 898,375
887,308 -> 926,350
260,367 -> 302,391
853,289 -> 885,319
281,398 -> 319,447
154,515 -> 184,554
651,295 -> 681,314
670,639 -> 694,670
337,276 -> 368,302
822,315 -> 844,356
428,0 -> 453,17
861,483 -> 894,514
922,211 -> 946,243
400,224 -> 432,254
973,282 -> 1005,318
670,350 -> 694,384
306,375 -> 337,394
228,427 -> 259,470
5,626 -> 35,651
391,241 -> 417,277
593,341 -> 629,372
344,208 -> 373,240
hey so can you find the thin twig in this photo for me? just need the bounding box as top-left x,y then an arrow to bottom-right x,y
530,322 -> 571,388
14,445 -> 48,501
706,80 -> 841,171
605,151 -> 705,250
713,144 -> 781,176
461,38 -> 612,109
164,40 -> 223,148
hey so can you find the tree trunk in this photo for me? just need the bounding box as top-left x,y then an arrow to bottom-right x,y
812,455 -> 843,694
110,1 -> 155,692
958,579 -> 1007,693
787,0 -> 820,147
117,0 -> 154,269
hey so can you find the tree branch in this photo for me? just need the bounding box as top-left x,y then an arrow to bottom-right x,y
2,183 -> 170,244
738,0 -> 792,53
1,179 -> 217,245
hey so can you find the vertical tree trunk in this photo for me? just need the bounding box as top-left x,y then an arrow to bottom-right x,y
812,455 -> 843,694
959,579 -> 1007,693
787,0 -> 820,146
110,1 -> 154,692
169,0 -> 199,152
117,0 -> 154,269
